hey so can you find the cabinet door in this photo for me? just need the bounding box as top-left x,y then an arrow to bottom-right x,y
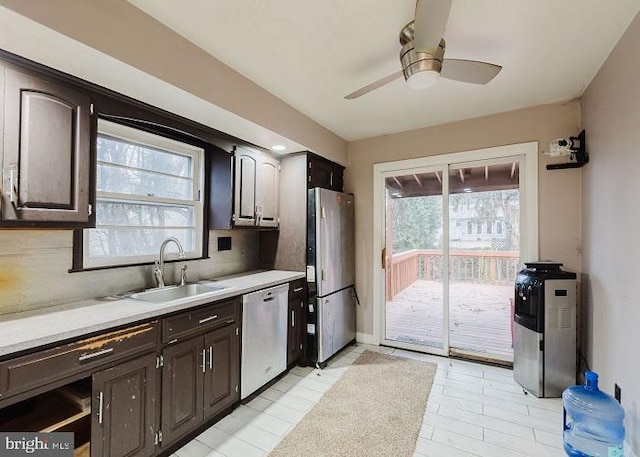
308,154 -> 344,192
287,300 -> 298,365
233,147 -> 257,226
1,65 -> 93,225
295,298 -> 305,362
209,145 -> 233,230
91,354 -> 157,457
287,280 -> 305,366
161,338 -> 204,447
203,325 -> 239,420
257,155 -> 279,227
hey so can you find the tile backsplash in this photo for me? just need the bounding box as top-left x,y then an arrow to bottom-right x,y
0,229 -> 260,316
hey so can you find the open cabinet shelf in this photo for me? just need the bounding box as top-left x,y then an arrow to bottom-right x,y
0,378 -> 91,456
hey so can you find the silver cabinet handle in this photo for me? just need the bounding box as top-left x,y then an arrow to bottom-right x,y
291,310 -> 295,327
98,392 -> 104,424
199,314 -> 218,324
202,349 -> 206,373
79,347 -> 114,362
293,287 -> 304,293
209,346 -> 213,370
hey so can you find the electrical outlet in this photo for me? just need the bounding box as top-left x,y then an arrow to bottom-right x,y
614,383 -> 621,403
217,236 -> 232,251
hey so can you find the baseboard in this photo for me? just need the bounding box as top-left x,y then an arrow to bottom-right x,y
356,332 -> 378,345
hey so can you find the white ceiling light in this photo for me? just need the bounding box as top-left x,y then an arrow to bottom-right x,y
271,144 -> 287,151
407,69 -> 440,90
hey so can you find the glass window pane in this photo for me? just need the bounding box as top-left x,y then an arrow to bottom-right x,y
97,135 -> 192,177
97,164 -> 193,200
384,172 -> 445,350
448,163 -> 520,360
84,120 -> 204,268
96,201 -> 194,227
88,227 -> 196,258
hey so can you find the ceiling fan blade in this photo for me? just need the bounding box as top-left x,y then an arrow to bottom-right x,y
344,71 -> 403,99
440,59 -> 502,84
414,0 -> 452,54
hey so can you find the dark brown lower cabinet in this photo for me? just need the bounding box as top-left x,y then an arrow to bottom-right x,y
203,325 -> 239,419
161,324 -> 239,448
160,337 -> 203,446
91,353 -> 157,457
287,280 -> 306,366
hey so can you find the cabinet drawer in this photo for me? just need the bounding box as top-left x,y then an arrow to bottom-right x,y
289,279 -> 305,299
162,299 -> 238,344
0,322 -> 158,399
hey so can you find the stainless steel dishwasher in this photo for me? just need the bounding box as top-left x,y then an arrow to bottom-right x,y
241,283 -> 289,399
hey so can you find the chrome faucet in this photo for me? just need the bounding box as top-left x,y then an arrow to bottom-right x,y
154,237 -> 185,288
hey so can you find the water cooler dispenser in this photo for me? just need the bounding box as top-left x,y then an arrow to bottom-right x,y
513,262 -> 577,398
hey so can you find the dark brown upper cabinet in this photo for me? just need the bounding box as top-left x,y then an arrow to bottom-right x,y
0,63 -> 94,227
307,152 -> 344,192
234,146 -> 280,228
210,145 -> 280,230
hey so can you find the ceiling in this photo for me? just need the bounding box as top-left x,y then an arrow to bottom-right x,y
128,1 -> 638,142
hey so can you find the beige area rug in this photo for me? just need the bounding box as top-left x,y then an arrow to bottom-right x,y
269,350 -> 437,457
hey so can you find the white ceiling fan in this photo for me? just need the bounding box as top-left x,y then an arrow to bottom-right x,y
345,0 -> 502,99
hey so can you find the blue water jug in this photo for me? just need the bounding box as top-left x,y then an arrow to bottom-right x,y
563,371 -> 625,456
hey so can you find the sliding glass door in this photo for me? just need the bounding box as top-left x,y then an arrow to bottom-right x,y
383,166 -> 449,355
377,147 -> 535,364
447,160 -> 521,362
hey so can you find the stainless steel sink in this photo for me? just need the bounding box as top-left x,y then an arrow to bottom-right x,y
127,283 -> 231,303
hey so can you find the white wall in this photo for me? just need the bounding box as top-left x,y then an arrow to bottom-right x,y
581,12 -> 640,454
346,101 -> 582,337
0,0 -> 348,164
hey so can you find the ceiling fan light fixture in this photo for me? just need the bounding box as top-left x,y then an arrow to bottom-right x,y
400,37 -> 445,91
344,5 -> 501,100
407,69 -> 440,90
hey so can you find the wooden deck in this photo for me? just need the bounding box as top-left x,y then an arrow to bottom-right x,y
385,280 -> 514,359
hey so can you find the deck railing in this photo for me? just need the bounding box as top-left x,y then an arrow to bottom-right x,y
387,249 -> 520,300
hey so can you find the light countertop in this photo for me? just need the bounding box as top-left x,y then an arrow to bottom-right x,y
0,270 -> 305,358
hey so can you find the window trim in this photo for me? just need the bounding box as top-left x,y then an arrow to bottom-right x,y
75,119 -> 206,270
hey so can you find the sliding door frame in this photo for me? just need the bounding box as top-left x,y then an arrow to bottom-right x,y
372,142 -> 539,351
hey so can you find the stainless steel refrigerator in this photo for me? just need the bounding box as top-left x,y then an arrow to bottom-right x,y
306,188 -> 356,368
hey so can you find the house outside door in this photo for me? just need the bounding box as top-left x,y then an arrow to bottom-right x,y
372,143 -> 538,363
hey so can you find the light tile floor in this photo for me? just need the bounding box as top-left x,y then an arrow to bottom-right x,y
170,344 -> 565,457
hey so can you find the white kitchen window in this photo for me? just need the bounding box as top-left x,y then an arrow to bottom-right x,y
82,119 -> 204,268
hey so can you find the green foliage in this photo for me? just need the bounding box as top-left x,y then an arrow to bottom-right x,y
389,189 -> 520,254
390,195 -> 442,253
